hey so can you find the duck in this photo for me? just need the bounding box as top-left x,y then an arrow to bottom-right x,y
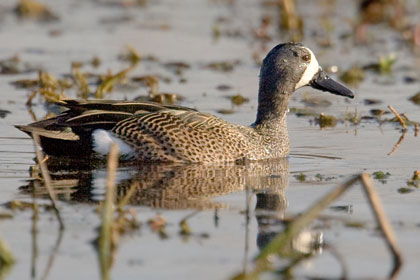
16,42 -> 354,163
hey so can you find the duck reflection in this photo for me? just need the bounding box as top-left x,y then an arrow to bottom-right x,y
22,158 -> 289,209
20,157 -> 322,255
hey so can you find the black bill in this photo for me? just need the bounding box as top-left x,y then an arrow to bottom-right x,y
310,70 -> 354,98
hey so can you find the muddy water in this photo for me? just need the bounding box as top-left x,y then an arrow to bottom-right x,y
1,0 -> 420,279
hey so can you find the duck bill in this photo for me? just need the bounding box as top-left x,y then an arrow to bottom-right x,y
310,70 -> 354,98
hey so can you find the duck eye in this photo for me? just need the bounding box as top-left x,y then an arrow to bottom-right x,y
302,55 -> 310,62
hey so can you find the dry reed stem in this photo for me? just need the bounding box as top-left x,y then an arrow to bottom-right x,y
32,133 -> 64,230
242,173 -> 403,280
359,173 -> 403,278
99,143 -> 119,280
388,105 -> 406,130
388,132 -> 406,156
257,175 -> 359,261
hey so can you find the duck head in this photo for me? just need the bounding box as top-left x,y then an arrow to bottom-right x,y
259,42 -> 354,99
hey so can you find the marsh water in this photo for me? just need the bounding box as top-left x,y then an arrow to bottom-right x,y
1,0 -> 420,279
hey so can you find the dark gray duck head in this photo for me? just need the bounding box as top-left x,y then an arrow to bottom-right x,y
256,42 -> 353,125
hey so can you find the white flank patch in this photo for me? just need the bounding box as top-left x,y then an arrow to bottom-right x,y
92,129 -> 135,159
295,47 -> 321,90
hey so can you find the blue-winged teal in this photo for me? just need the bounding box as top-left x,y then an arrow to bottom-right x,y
17,43 -> 353,163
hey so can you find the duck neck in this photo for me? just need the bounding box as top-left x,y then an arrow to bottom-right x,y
252,84 -> 291,157
253,82 -> 292,134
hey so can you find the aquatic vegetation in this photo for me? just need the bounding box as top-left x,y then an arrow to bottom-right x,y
179,219 -> 192,236
0,55 -> 37,75
0,233 -> 15,272
0,109 -> 11,119
228,94 -> 249,106
132,75 -> 159,93
119,45 -> 142,66
217,108 -> 235,114
378,53 -> 397,74
315,173 -> 335,181
71,65 -> 90,98
406,170 -> 420,188
345,220 -> 366,228
216,84 -> 233,91
0,212 -> 13,220
277,0 -> 303,42
359,0 -> 386,24
294,173 -> 306,182
26,72 -> 70,105
211,15 -> 244,42
91,56 -> 101,68
252,15 -> 273,41
383,105 -> 420,137
164,61 -> 190,76
94,65 -> 137,98
370,109 -> 388,118
147,215 -> 168,239
14,0 -> 59,22
316,113 -> 337,128
329,204 -> 353,213
397,187 -> 413,194
300,94 -> 332,107
205,60 -> 240,72
149,92 -> 181,104
4,200 -> 52,211
0,55 -> 22,75
409,92 -> 420,105
288,107 -> 319,117
362,53 -> 397,74
132,75 -> 183,104
292,103 -> 417,130
345,108 -> 361,125
410,170 -> 420,182
364,98 -> 382,105
10,79 -> 39,88
339,65 -> 365,86
356,0 -> 414,46
372,171 -> 391,184
212,22 -> 221,41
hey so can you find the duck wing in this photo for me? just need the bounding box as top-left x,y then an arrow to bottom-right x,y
112,109 -> 248,162
15,100 -> 197,158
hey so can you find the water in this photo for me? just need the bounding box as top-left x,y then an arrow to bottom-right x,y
1,0 -> 420,279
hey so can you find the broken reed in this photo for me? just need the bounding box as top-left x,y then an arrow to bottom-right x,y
388,105 -> 406,130
386,105 -> 419,155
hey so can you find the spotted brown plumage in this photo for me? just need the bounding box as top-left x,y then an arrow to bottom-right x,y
16,43 -> 354,163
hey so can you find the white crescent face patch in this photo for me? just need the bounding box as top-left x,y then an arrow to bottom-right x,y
295,47 -> 320,90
